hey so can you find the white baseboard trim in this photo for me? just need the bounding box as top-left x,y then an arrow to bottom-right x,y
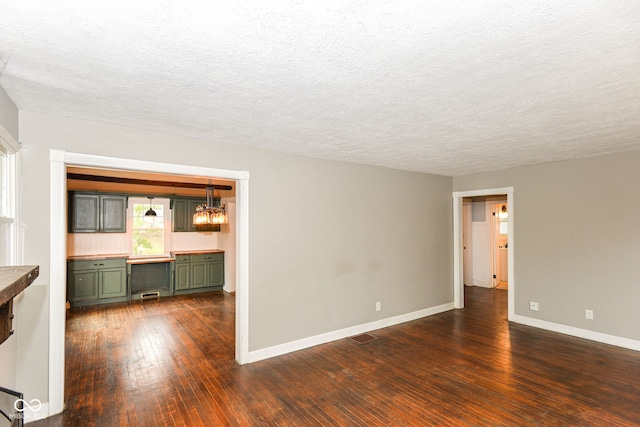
512,314 -> 640,352
247,302 -> 455,363
23,401 -> 49,424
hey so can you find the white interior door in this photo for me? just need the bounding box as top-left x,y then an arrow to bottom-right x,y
462,201 -> 472,286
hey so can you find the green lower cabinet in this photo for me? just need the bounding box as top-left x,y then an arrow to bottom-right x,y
99,268 -> 127,298
175,262 -> 190,291
208,260 -> 224,287
173,252 -> 224,294
67,258 -> 127,307
191,262 -> 208,288
69,270 -> 99,302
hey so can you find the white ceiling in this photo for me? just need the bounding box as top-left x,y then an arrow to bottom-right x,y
2,1 -> 640,176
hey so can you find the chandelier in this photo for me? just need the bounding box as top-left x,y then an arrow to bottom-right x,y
193,186 -> 227,231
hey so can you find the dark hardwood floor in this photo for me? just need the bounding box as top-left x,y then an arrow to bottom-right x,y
32,287 -> 640,426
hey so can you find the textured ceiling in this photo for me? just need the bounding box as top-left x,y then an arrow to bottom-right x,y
2,1 -> 640,176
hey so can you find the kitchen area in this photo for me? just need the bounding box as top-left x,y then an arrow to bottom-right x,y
65,167 -> 236,308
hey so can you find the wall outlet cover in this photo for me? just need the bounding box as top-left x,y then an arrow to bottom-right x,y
529,301 -> 539,311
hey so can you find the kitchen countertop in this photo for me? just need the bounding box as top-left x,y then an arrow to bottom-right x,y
127,257 -> 175,264
68,250 -> 224,262
68,254 -> 129,261
171,249 -> 224,256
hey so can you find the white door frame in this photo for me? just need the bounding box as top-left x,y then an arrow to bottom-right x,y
453,187 -> 514,319
49,150 -> 250,416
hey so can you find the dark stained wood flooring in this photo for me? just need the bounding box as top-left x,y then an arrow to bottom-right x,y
32,287 -> 640,426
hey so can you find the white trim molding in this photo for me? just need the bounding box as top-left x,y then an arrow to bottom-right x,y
0,122 -> 20,153
48,151 -> 67,416
453,187 -> 514,320
512,315 -> 640,352
21,401 -> 49,424
49,150 -> 250,416
247,302 -> 455,363
235,178 -> 250,364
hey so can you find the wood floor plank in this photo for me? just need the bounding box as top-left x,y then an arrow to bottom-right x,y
29,287 -> 640,426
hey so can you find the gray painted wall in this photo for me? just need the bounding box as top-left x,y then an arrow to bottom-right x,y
0,85 -> 19,142
454,151 -> 640,340
16,111 -> 454,404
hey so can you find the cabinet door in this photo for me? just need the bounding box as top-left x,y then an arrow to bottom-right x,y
70,194 -> 100,232
69,270 -> 99,301
99,268 -> 127,298
175,263 -> 191,290
172,198 -> 207,232
190,262 -> 208,288
101,196 -> 127,232
207,260 -> 224,287
187,199 -> 205,232
172,199 -> 190,232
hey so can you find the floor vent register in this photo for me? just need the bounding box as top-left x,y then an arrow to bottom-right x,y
348,333 -> 378,344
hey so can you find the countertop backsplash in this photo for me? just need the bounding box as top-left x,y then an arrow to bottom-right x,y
67,229 -> 220,257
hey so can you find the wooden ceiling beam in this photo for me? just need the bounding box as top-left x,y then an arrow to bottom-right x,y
66,173 -> 233,190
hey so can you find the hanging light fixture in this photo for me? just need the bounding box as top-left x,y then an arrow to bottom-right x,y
498,204 -> 508,219
144,196 -> 157,219
193,186 -> 227,231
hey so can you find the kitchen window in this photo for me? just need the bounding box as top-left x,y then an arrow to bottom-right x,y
129,197 -> 171,256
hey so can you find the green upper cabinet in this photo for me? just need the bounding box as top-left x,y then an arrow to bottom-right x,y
172,197 -> 215,232
101,195 -> 127,232
70,194 -> 100,232
69,192 -> 127,233
171,198 -> 190,232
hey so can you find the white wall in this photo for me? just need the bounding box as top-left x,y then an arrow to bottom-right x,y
217,199 -> 236,292
67,227 -> 221,256
0,85 -> 19,142
454,150 -> 640,341
16,111 -> 454,406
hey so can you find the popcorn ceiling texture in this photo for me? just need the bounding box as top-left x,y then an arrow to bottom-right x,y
1,1 -> 640,176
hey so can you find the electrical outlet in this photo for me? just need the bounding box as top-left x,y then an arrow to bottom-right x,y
375,302 -> 381,312
585,309 -> 594,320
529,301 -> 539,312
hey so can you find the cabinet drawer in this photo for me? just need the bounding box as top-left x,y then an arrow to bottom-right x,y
68,258 -> 126,271
174,255 -> 191,263
190,253 -> 223,263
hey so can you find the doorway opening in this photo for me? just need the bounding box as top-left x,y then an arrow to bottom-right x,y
49,150 -> 250,416
453,187 -> 514,320
462,197 -> 508,289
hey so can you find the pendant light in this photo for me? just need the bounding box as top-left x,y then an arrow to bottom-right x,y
498,204 -> 508,219
193,186 -> 227,231
144,196 -> 157,218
